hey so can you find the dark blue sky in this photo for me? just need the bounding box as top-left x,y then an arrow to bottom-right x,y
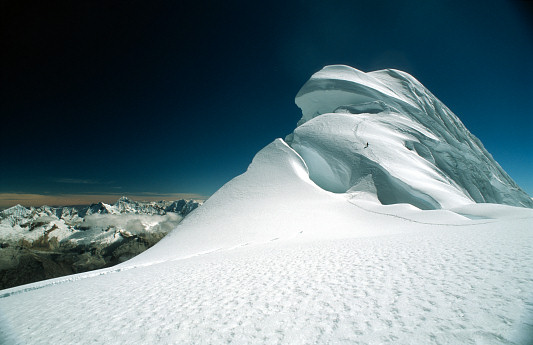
1,0 -> 532,205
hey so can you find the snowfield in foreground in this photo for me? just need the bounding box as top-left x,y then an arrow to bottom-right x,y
1,66 -> 532,344
1,206 -> 532,344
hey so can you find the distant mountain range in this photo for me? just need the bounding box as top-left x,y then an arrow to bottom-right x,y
0,197 -> 202,289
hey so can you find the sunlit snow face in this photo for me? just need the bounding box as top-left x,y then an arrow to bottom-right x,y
289,112 -> 447,210
287,65 -> 533,210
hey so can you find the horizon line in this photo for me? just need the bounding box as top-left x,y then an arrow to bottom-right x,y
0,193 -> 209,209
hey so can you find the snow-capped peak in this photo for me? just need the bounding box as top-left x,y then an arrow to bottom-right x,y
2,67 -> 532,345
289,65 -> 532,209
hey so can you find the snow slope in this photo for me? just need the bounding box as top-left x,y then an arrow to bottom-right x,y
0,66 -> 532,345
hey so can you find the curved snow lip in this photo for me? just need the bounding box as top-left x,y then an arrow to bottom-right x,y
301,65 -> 409,104
290,137 -> 440,210
287,111 -> 473,210
334,100 -> 399,115
295,65 -> 419,126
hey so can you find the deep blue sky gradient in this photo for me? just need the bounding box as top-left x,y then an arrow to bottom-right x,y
1,0 -> 532,203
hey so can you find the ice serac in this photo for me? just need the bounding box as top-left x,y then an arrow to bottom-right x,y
289,65 -> 533,209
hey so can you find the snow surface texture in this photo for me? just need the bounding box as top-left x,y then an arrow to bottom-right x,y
1,66 -> 532,345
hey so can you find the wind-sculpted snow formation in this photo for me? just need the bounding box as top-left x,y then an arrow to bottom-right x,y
1,66 -> 532,345
289,65 -> 533,209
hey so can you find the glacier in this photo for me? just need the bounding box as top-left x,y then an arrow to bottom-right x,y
0,66 -> 532,345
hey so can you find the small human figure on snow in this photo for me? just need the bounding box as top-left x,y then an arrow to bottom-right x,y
364,142 -> 369,149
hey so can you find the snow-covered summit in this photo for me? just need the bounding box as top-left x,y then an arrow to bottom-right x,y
289,65 -> 532,209
122,65 -> 532,268
1,67 -> 532,345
